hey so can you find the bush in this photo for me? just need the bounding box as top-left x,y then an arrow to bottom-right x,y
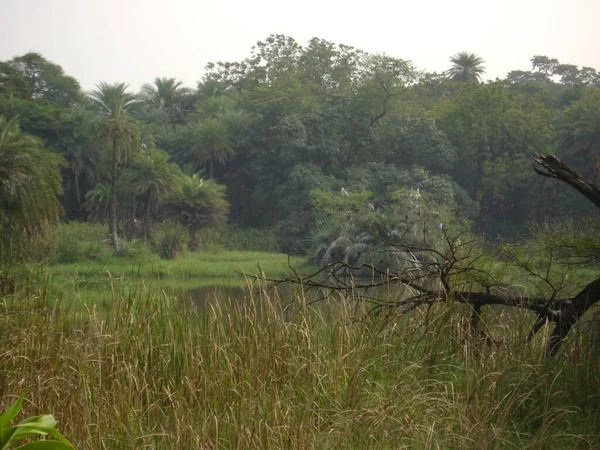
152,221 -> 188,259
194,225 -> 278,252
51,223 -> 112,264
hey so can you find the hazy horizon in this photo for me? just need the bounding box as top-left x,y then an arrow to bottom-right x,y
1,0 -> 599,91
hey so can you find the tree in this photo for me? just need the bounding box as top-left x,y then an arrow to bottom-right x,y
190,118 -> 234,178
139,77 -> 193,129
56,105 -> 101,219
89,82 -> 138,250
9,52 -> 82,107
275,153 -> 600,357
119,147 -> 183,237
438,82 -> 551,233
445,52 -> 486,83
0,115 -> 63,260
555,88 -> 600,182
160,171 -> 228,247
84,182 -> 110,223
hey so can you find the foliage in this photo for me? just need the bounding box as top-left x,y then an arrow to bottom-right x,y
273,163 -> 337,254
0,394 -> 73,449
160,172 -> 229,245
119,147 -> 183,236
190,118 -> 234,178
445,52 -> 486,82
438,82 -> 551,233
194,225 -> 278,252
151,220 -> 189,259
139,77 -> 194,129
89,82 -> 139,250
51,223 -> 112,264
373,114 -> 457,173
555,87 -> 600,181
0,115 -> 64,261
1,42 -> 599,259
83,183 -> 110,223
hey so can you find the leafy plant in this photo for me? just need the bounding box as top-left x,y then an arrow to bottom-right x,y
151,220 -> 188,259
0,394 -> 73,449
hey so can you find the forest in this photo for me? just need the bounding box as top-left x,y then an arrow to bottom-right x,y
0,35 -> 599,448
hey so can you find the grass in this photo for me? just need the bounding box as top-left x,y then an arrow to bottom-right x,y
36,249 -> 312,314
0,278 -> 598,449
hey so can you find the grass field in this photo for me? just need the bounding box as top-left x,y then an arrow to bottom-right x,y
0,280 -> 598,449
27,248 -> 312,312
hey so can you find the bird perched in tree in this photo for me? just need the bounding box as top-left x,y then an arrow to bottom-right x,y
409,188 -> 421,202
341,187 -> 349,197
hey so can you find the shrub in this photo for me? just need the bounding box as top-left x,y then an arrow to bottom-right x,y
51,223 -> 112,264
152,221 -> 188,259
195,225 -> 278,252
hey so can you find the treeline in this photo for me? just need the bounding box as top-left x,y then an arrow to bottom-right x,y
1,35 -> 599,259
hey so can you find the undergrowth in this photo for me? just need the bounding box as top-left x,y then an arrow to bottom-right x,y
0,279 -> 598,449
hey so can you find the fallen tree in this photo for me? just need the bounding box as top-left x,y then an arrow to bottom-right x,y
270,154 -> 600,356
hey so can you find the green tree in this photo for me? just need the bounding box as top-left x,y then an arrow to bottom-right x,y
161,171 -> 228,246
190,118 -> 234,178
56,105 -> 101,219
89,82 -> 138,250
0,115 -> 63,260
438,82 -> 550,233
119,147 -> 183,237
140,77 -> 193,129
84,182 -> 110,223
9,52 -> 82,107
445,52 -> 486,82
555,87 -> 600,182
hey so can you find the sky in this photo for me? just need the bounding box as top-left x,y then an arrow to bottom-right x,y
1,0 -> 599,92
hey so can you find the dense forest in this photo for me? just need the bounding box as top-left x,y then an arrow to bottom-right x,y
2,34 -> 600,262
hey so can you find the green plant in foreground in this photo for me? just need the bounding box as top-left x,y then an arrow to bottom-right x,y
0,394 -> 73,449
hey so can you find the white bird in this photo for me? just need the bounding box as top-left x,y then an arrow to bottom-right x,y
437,222 -> 444,231
340,187 -> 349,197
368,203 -> 375,211
409,188 -> 421,202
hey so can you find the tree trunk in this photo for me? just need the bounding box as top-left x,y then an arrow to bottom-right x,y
533,153 -> 600,354
109,141 -> 119,251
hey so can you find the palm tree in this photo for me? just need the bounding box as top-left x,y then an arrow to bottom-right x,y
89,82 -> 138,250
84,182 -> 110,223
140,77 -> 193,129
190,118 -> 234,178
0,115 -> 63,260
161,170 -> 229,247
119,147 -> 183,238
58,105 -> 100,218
446,52 -> 486,82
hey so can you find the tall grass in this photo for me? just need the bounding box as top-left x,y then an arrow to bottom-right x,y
195,226 -> 278,252
0,280 -> 598,449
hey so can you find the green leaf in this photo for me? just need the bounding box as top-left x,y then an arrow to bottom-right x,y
10,424 -> 71,444
0,395 -> 24,430
17,416 -> 57,429
15,442 -> 73,450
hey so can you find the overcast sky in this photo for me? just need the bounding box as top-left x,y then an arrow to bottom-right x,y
1,0 -> 598,92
